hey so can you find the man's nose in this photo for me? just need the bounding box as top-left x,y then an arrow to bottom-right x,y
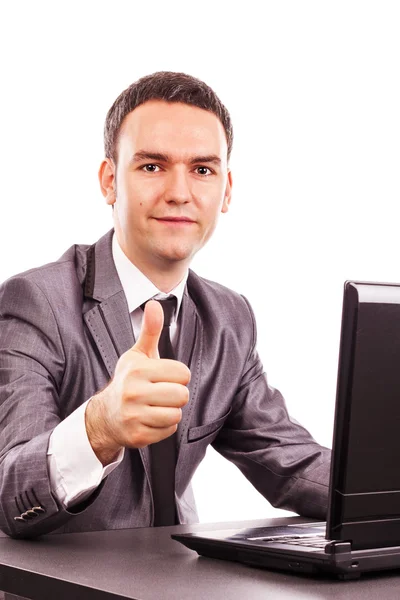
163,168 -> 191,204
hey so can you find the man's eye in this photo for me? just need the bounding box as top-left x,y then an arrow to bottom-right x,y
142,164 -> 160,173
196,166 -> 212,176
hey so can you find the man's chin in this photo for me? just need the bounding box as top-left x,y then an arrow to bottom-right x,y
155,244 -> 197,264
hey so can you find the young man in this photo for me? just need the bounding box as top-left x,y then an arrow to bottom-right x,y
0,72 -> 330,539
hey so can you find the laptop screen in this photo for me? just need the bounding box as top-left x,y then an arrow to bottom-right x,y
327,281 -> 400,550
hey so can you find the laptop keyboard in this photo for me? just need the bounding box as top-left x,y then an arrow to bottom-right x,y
246,534 -> 327,549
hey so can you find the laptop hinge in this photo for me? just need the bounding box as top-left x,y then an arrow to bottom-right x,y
325,541 -> 352,555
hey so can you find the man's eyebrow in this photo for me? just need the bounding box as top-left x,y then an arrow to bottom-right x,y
130,151 -> 221,166
189,155 -> 221,166
130,151 -> 169,164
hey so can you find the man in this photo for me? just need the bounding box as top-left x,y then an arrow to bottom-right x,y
0,71 -> 330,539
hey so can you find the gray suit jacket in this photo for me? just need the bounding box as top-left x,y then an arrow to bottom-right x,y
0,229 -> 331,538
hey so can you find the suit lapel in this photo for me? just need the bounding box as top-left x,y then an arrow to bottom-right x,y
83,291 -> 134,379
175,287 -> 197,370
176,287 -> 203,448
82,231 -> 135,378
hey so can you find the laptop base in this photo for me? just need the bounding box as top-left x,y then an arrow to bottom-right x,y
172,523 -> 400,580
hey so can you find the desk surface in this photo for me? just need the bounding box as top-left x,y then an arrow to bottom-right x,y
1,517 -> 400,600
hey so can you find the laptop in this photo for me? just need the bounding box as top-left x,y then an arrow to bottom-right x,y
172,281 -> 400,579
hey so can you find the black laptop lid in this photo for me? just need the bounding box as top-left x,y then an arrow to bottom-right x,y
327,281 -> 400,550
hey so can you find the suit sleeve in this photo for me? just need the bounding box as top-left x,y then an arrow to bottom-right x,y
212,295 -> 331,519
0,275 -> 101,538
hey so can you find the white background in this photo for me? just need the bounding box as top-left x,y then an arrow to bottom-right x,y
0,1 -> 399,524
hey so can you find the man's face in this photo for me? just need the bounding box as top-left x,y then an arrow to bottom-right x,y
101,100 -> 232,270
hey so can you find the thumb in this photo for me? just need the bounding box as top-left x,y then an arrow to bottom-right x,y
132,300 -> 163,358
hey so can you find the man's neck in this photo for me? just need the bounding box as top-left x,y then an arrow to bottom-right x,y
137,263 -> 187,293
117,240 -> 189,293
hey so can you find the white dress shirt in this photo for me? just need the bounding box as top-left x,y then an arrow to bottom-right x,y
47,233 -> 188,508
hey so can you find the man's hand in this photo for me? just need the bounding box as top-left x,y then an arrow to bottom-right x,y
85,300 -> 191,466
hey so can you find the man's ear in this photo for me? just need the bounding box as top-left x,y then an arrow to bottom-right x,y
221,169 -> 232,214
99,158 -> 116,206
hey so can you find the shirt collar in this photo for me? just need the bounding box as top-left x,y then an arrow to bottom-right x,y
111,232 -> 188,320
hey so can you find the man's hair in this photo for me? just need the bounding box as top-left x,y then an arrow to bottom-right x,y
104,71 -> 233,164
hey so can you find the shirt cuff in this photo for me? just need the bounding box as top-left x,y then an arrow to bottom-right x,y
47,399 -> 125,508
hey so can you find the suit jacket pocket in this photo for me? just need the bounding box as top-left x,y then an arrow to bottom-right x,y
187,407 -> 232,443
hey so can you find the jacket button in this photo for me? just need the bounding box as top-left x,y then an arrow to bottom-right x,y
14,516 -> 26,522
21,511 -> 35,520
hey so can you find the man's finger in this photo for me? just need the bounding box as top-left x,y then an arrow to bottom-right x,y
132,300 -> 163,359
140,405 -> 183,429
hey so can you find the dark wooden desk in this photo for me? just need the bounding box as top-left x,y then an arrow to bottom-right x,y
1,517 -> 400,600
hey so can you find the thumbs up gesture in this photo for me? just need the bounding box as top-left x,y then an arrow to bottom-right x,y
85,300 -> 191,466
133,299 -> 164,359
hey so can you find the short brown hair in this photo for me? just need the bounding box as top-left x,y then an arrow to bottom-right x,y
104,71 -> 233,164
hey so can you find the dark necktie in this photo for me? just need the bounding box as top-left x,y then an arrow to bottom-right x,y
141,296 -> 177,526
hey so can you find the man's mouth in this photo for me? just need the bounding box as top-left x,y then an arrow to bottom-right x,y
154,217 -> 195,224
